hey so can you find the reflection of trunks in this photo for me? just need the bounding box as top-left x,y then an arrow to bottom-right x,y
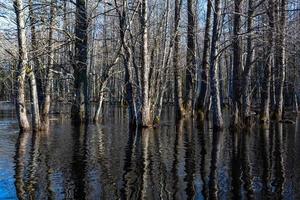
0,107 -> 300,199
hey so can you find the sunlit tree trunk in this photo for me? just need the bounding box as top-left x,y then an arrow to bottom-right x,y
13,0 -> 30,131
210,0 -> 224,130
195,0 -> 212,119
140,0 -> 152,127
71,0 -> 89,123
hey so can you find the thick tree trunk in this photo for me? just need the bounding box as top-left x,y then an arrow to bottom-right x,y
140,0 -> 152,127
231,0 -> 243,127
260,0 -> 274,124
210,0 -> 224,130
274,0 -> 286,120
184,0 -> 196,112
242,0 -> 254,122
14,0 -> 30,132
28,70 -> 41,131
71,0 -> 89,123
195,0 -> 212,119
173,0 -> 184,120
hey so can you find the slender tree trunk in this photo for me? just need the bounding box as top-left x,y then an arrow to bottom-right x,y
140,0 -> 152,127
260,0 -> 274,124
242,0 -> 255,122
71,0 -> 89,123
195,0 -> 212,119
28,0 -> 43,108
210,0 -> 224,130
173,0 -> 184,120
184,0 -> 196,112
13,0 -> 30,131
274,0 -> 287,120
231,0 -> 243,127
42,0 -> 57,128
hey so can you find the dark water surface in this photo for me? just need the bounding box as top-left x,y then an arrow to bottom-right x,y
0,105 -> 300,199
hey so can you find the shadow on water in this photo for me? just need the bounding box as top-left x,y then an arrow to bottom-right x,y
0,106 -> 299,199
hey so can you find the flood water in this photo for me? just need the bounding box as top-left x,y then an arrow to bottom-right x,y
0,104 -> 300,199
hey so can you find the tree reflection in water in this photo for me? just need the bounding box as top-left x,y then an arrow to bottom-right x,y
7,110 -> 300,199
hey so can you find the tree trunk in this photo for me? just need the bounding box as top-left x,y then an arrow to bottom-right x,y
42,0 -> 57,128
195,0 -> 212,119
242,0 -> 255,122
210,0 -> 224,130
28,0 -> 44,108
13,0 -> 30,132
274,0 -> 286,120
184,0 -> 196,112
71,0 -> 89,124
140,0 -> 152,127
231,0 -> 243,127
260,0 -> 274,124
173,0 -> 184,120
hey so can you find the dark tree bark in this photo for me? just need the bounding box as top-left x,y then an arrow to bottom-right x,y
184,0 -> 196,112
195,0 -> 212,119
71,0 -> 89,123
242,0 -> 255,122
231,0 -> 243,127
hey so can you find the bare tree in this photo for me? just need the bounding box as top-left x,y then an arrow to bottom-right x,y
210,0 -> 224,130
13,0 -> 30,131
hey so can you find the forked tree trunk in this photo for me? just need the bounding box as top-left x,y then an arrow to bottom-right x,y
210,0 -> 224,130
195,0 -> 212,119
14,0 -> 30,131
71,0 -> 89,123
